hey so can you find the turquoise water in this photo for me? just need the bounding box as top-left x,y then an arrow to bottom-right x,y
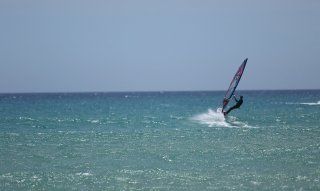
0,90 -> 319,190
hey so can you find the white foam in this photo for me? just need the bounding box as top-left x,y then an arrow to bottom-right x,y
300,101 -> 320,106
87,119 -> 100,123
191,108 -> 230,127
227,118 -> 256,128
191,108 -> 256,128
76,172 -> 93,176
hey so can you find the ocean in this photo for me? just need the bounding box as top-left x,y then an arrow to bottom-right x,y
0,90 -> 319,190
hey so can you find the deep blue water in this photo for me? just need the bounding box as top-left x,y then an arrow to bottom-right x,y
0,90 -> 319,190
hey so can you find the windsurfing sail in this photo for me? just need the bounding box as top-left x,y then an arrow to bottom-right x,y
222,58 -> 248,111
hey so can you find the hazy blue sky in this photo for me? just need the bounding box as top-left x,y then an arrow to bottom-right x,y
0,0 -> 319,93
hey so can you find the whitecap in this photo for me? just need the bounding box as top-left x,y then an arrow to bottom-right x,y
76,172 -> 93,176
170,115 -> 184,120
300,101 -> 320,106
87,119 -> 100,123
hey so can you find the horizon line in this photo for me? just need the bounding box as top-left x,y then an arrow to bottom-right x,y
0,88 -> 319,94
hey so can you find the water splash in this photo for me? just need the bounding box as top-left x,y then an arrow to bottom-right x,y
191,108 -> 230,127
192,108 -> 255,128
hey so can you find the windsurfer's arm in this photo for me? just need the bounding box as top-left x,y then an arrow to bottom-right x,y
233,95 -> 239,102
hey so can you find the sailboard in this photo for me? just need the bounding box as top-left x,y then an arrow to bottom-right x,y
222,58 -> 248,112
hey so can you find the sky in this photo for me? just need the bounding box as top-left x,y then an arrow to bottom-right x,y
0,0 -> 319,93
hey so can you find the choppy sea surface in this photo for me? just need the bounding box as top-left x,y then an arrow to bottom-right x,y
0,90 -> 319,190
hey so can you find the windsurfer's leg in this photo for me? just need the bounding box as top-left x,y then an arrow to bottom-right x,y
226,106 -> 235,114
227,105 -> 241,114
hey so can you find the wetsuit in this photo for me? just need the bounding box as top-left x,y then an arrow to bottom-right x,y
225,96 -> 243,115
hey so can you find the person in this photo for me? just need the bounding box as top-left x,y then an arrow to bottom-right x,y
223,95 -> 243,116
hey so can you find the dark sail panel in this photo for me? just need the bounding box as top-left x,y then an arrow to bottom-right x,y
222,58 -> 247,111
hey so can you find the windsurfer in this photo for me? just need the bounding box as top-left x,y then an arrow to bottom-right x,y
223,95 -> 243,116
